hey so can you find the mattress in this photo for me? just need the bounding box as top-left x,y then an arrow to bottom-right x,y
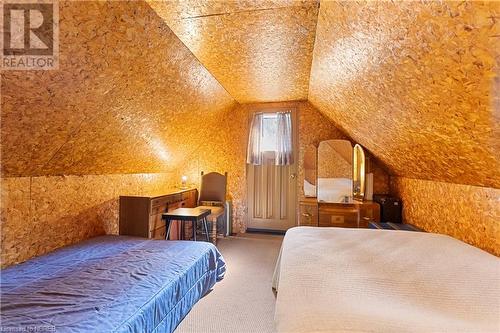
274,227 -> 500,333
1,235 -> 226,333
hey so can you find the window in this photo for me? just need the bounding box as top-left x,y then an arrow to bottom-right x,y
247,111 -> 293,165
260,113 -> 278,152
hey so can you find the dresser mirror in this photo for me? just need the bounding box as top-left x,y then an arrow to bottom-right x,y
317,139 -> 353,203
353,144 -> 366,201
303,145 -> 317,197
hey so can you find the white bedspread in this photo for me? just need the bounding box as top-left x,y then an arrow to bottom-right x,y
274,227 -> 500,333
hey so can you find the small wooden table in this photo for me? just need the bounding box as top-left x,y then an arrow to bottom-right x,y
162,207 -> 211,242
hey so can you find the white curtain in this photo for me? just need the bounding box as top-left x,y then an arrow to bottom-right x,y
246,111 -> 293,166
275,112 -> 293,165
246,113 -> 263,165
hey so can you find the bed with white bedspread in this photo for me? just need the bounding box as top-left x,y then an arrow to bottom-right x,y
273,227 -> 500,333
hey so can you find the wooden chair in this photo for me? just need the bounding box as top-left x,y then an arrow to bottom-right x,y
196,171 -> 227,243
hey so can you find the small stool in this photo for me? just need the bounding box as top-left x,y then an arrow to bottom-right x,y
162,208 -> 211,242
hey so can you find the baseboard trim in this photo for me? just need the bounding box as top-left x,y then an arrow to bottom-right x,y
246,228 -> 286,235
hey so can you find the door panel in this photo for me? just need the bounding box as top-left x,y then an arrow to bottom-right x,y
248,159 -> 297,230
247,110 -> 297,231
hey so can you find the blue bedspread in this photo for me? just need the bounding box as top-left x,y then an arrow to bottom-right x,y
1,236 -> 226,333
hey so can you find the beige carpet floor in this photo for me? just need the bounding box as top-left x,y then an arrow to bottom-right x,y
175,233 -> 283,333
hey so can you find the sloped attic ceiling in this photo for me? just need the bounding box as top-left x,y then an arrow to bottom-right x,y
2,0 -> 498,192
1,1 -> 237,177
147,0 -> 319,103
309,1 -> 499,188
146,0 -> 499,189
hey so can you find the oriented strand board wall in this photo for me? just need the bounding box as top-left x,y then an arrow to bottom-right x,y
1,0 -> 236,177
309,1 -> 499,255
391,177 -> 500,256
176,105 -> 249,233
309,1 -> 500,188
298,102 -> 390,199
0,1 -> 240,267
1,173 -> 177,267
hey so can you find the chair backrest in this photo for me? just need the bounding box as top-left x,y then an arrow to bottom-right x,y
198,171 -> 227,204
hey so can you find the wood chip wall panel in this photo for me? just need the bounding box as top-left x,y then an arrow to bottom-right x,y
298,101 -> 390,199
176,105 -> 249,233
391,177 -> 500,256
1,0 -> 237,177
1,178 -> 31,267
309,1 -> 500,188
148,0 -> 319,103
0,173 -> 177,268
147,0 -> 316,20
0,0 -> 244,267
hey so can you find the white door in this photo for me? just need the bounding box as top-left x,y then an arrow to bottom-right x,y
247,110 -> 297,231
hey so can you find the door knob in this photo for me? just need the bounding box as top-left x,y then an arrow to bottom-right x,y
290,173 -> 296,179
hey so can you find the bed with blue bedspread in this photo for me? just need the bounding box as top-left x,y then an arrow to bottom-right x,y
1,235 -> 226,333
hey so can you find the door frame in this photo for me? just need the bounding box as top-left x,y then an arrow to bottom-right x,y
245,105 -> 298,232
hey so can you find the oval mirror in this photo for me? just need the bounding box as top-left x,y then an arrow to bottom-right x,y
317,139 -> 353,203
303,145 -> 317,197
353,144 -> 366,201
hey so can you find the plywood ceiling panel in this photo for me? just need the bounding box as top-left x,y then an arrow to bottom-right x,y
147,0 -> 315,19
309,1 -> 500,188
1,1 -> 237,177
147,0 -> 319,103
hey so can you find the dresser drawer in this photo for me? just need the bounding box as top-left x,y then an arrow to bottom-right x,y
149,201 -> 187,231
150,226 -> 166,240
150,204 -> 168,216
318,207 -> 360,228
168,200 -> 187,211
150,198 -> 186,215
151,194 -> 182,208
181,190 -> 193,201
299,202 -> 318,226
151,196 -> 169,208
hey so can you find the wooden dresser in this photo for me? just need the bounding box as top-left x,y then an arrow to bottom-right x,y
298,199 -> 380,228
119,188 -> 198,239
318,201 -> 380,228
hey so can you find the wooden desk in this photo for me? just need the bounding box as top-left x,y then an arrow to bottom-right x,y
119,188 -> 197,239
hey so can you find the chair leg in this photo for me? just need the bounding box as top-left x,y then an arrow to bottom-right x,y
166,219 -> 172,240
203,217 -> 210,242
